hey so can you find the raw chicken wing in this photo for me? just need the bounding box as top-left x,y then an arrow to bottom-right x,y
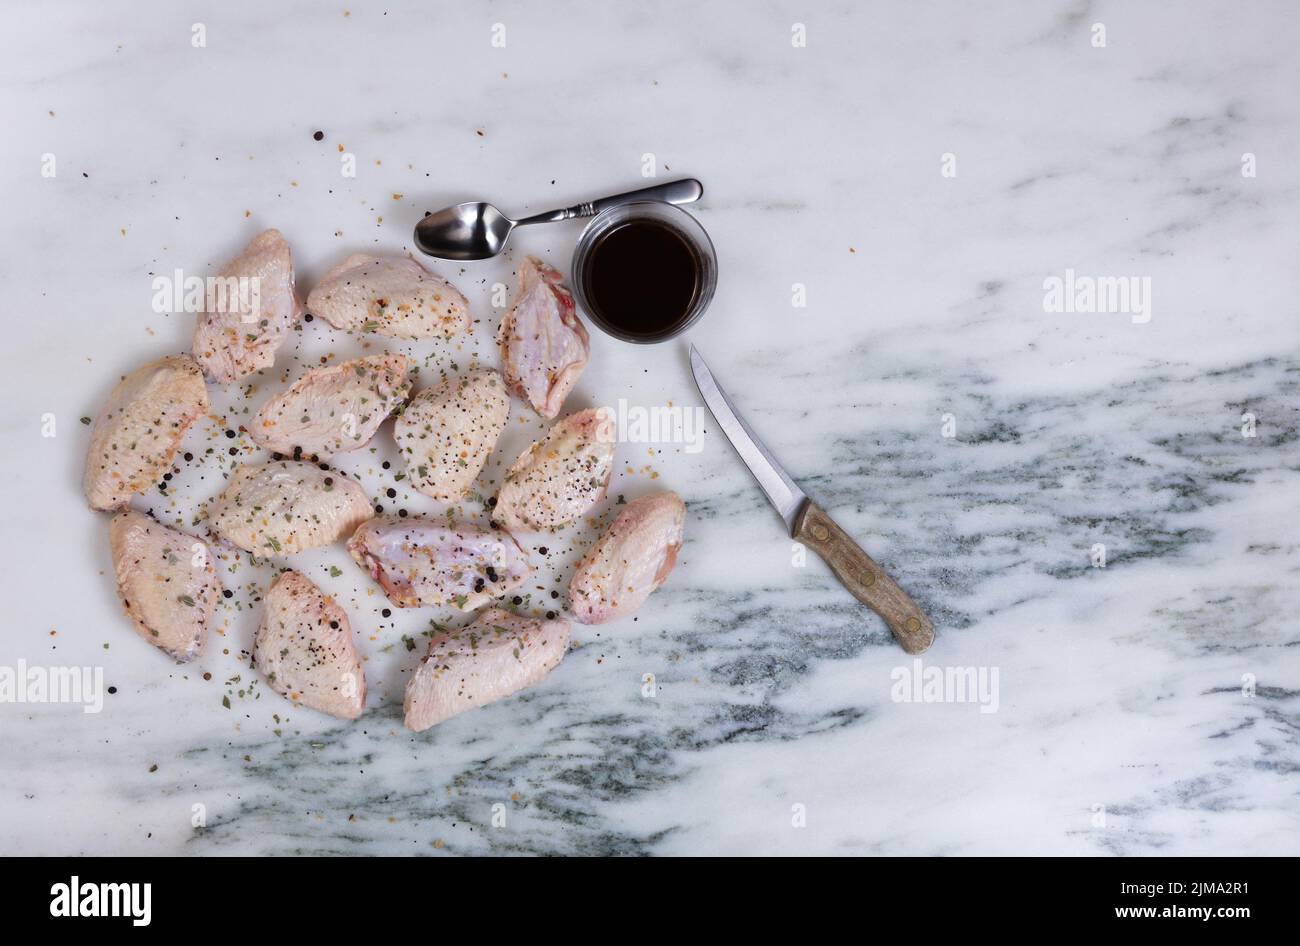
569,491 -> 685,624
192,229 -> 302,383
307,254 -> 469,339
393,368 -> 509,502
348,517 -> 530,610
251,352 -> 411,459
209,461 -> 371,556
83,354 -> 208,511
497,257 -> 588,418
109,510 -> 220,661
256,570 -> 365,719
404,608 -> 569,732
493,407 -> 615,532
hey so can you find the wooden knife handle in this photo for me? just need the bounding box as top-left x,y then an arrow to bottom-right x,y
793,502 -> 934,654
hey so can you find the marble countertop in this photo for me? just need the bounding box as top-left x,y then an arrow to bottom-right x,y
1,0 -> 1297,856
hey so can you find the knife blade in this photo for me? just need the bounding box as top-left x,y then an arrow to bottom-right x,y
689,343 -> 934,654
688,345 -> 807,535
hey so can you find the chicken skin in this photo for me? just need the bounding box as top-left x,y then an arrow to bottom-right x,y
251,352 -> 411,459
192,229 -> 302,383
498,257 -> 588,418
83,354 -> 209,511
255,570 -> 366,719
306,254 -> 470,339
493,407 -> 615,532
347,517 -> 531,610
393,368 -> 509,502
569,491 -> 685,624
108,510 -> 221,662
209,461 -> 371,556
403,608 -> 570,732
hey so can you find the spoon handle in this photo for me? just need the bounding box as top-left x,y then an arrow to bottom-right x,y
515,178 -> 703,226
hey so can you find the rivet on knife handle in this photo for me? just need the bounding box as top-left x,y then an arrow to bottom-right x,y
793,501 -> 934,654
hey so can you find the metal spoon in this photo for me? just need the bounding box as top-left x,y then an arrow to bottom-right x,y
413,178 -> 703,261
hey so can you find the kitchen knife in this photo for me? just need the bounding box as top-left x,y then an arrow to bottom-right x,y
689,344 -> 934,654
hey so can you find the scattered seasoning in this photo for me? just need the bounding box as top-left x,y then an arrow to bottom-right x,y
386,488 -> 396,498
381,608 -> 392,618
546,611 -> 557,620
184,452 -> 193,461
80,416 -> 91,425
107,686 -> 117,694
313,130 -> 324,141
222,589 -> 233,599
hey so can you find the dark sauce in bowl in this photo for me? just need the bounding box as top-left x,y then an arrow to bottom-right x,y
582,220 -> 701,341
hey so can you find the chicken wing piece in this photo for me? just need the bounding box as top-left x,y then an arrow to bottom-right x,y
497,257 -> 588,418
347,517 -> 530,610
393,368 -> 509,502
108,510 -> 220,662
569,491 -> 685,624
251,352 -> 411,459
83,354 -> 209,511
404,608 -> 570,732
192,229 -> 302,383
492,407 -> 615,532
306,253 -> 470,339
256,570 -> 365,719
209,461 -> 371,556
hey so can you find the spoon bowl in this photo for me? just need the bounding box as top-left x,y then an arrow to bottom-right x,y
415,202 -> 513,261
